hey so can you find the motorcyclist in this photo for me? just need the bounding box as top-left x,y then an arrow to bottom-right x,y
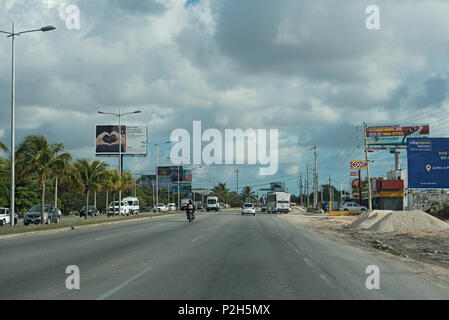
186,200 -> 196,221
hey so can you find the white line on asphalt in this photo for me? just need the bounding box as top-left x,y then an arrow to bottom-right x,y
192,235 -> 205,243
95,234 -> 121,241
97,266 -> 153,300
319,273 -> 336,288
304,257 -> 313,268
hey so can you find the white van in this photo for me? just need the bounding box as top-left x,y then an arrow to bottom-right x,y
206,196 -> 219,212
123,197 -> 140,215
107,201 -> 130,216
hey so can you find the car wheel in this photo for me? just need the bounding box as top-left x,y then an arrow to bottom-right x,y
344,209 -> 348,211
24,222 -> 28,226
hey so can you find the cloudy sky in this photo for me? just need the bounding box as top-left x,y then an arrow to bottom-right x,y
1,0 -> 449,195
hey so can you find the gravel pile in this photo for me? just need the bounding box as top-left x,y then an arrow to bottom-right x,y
349,210 -> 449,233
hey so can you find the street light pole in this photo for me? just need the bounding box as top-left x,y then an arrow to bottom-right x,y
0,22 -> 56,226
98,109 -> 141,216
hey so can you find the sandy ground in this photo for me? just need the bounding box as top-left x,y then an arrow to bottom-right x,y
281,212 -> 449,286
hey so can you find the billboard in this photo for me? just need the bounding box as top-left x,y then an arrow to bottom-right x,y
183,169 -> 192,182
350,160 -> 367,170
366,124 -> 429,147
407,138 -> 449,189
96,125 -> 147,156
158,166 -> 183,183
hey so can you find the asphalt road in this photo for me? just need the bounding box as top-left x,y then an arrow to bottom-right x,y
0,210 -> 448,300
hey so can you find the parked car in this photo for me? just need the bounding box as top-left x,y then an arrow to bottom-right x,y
242,203 -> 256,216
167,203 -> 177,211
80,205 -> 99,217
0,208 -> 18,226
339,202 -> 368,211
24,205 -> 61,225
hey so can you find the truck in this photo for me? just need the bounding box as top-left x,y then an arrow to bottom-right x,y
266,192 -> 291,214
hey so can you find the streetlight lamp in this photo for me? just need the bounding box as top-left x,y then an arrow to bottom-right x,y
98,109 -> 141,216
149,141 -> 171,212
0,22 -> 56,226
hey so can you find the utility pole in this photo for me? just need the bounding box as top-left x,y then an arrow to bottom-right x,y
306,164 -> 310,208
363,122 -> 373,211
312,145 -> 318,208
329,176 -> 333,202
299,173 -> 303,207
235,168 -> 240,194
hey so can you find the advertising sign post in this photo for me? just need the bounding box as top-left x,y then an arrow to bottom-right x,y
408,138 -> 449,189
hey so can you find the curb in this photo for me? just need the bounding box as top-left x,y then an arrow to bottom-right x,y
0,211 -> 185,241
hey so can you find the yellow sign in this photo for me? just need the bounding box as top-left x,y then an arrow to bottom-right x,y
426,165 -> 431,172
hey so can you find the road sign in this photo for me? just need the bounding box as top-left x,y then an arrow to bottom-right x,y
350,171 -> 360,176
408,138 -> 449,189
350,160 -> 367,170
260,188 -> 271,191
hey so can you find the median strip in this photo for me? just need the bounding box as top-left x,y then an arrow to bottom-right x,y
0,211 -> 185,240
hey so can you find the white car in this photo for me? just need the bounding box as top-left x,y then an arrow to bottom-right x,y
155,204 -> 169,213
0,208 -> 18,226
340,202 -> 368,211
242,203 -> 256,216
167,203 -> 177,211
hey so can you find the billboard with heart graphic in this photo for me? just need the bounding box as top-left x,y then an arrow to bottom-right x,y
95,125 -> 147,156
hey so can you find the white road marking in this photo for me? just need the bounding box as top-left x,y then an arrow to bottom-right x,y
319,273 -> 336,288
304,257 -> 313,268
95,234 -> 120,241
192,235 -> 205,243
97,266 -> 153,300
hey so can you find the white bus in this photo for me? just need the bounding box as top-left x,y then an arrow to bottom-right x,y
206,196 -> 219,212
267,192 -> 291,214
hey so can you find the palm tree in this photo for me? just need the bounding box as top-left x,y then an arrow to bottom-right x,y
240,186 -> 257,203
0,141 -> 9,153
211,183 -> 229,202
105,169 -> 135,216
70,159 -> 109,220
16,135 -> 72,224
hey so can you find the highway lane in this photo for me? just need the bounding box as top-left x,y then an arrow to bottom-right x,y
0,210 -> 448,300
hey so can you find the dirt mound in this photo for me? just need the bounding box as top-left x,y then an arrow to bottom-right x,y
349,210 -> 449,233
291,206 -> 306,213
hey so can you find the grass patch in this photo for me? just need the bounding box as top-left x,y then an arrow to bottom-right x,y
367,240 -> 402,256
0,211 -> 184,236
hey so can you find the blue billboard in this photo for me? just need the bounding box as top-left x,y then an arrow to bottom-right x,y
407,138 -> 449,189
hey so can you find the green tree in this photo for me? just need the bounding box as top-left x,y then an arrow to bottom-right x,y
16,135 -> 72,224
240,186 -> 257,203
0,141 -> 8,153
70,159 -> 109,220
211,183 -> 229,202
105,169 -> 135,216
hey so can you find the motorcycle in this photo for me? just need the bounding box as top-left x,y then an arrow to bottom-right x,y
186,210 -> 195,222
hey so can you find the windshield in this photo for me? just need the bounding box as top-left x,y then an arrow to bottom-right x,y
244,204 -> 254,208
208,199 -> 217,204
30,205 -> 50,212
